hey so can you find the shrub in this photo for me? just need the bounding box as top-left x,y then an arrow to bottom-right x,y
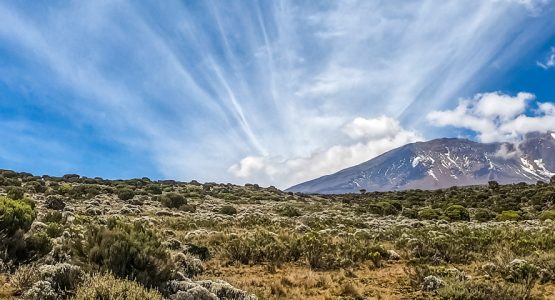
45,223 -> 64,238
473,208 -> 495,222
0,196 -> 36,235
539,210 -> 555,221
496,211 -> 520,221
72,219 -> 173,288
24,280 -> 57,300
401,208 -> 418,219
12,264 -> 40,293
276,205 -> 302,217
444,205 -> 470,221
38,263 -> 87,295
6,186 -> 25,200
378,201 -> 400,215
418,207 -> 442,220
161,192 -> 187,209
43,211 -> 64,224
117,188 -> 135,201
70,184 -> 100,200
45,195 -> 66,210
74,273 -> 164,300
179,204 -> 197,213
145,184 -> 162,195
219,205 -> 238,215
26,181 -> 47,193
173,252 -> 205,278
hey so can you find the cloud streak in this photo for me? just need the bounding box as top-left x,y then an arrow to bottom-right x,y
538,47 -> 555,69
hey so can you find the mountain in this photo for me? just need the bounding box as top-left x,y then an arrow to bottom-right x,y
287,131 -> 555,194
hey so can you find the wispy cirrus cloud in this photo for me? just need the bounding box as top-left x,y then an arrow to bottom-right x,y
537,47 -> 555,69
0,1 -> 554,187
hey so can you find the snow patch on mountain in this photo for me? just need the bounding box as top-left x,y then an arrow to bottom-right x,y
412,157 -> 422,168
534,159 -> 555,177
427,169 -> 438,181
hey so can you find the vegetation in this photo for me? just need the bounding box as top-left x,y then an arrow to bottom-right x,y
1,170 -> 555,299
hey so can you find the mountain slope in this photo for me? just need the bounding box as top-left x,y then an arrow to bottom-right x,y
287,132 -> 555,194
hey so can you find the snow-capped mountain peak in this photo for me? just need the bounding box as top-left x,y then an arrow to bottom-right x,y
287,132 -> 555,194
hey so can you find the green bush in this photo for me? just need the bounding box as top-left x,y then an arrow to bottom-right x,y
117,188 -> 135,201
160,192 -> 186,209
74,273 -> 164,300
72,219 -> 173,288
418,208 -> 442,220
276,205 -> 302,217
145,184 -> 162,195
473,208 -> 495,222
45,223 -> 64,238
539,210 -> 555,221
0,196 -> 36,235
5,230 -> 52,263
401,208 -> 418,219
219,205 -> 238,215
6,186 -> 25,200
496,211 -> 520,221
444,205 -> 470,221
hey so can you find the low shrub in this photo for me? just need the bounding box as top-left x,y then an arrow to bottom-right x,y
173,252 -> 205,278
473,208 -> 495,222
219,205 -> 238,215
117,188 -> 135,201
276,205 -> 302,217
45,195 -> 66,210
496,210 -> 520,221
6,186 -> 25,200
161,192 -> 187,209
74,273 -> 164,300
72,218 -> 173,288
418,208 -> 442,220
444,205 -> 470,221
539,210 -> 555,221
0,196 -> 36,235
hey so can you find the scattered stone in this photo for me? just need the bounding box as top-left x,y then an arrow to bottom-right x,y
386,250 -> 401,260
421,275 -> 444,291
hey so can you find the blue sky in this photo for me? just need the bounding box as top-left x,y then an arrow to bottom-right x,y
0,0 -> 554,188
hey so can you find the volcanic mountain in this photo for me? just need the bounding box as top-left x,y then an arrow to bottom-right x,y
287,131 -> 555,194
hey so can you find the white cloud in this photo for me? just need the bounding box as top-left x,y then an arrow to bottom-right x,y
427,92 -> 555,143
343,116 -> 403,140
537,47 -> 555,69
229,116 -> 422,188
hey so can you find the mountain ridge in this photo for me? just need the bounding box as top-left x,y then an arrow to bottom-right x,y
287,131 -> 555,194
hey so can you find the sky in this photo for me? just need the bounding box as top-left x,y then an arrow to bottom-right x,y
0,0 -> 555,188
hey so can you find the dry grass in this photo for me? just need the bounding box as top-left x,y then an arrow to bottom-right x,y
0,274 -> 16,300
200,260 -> 430,300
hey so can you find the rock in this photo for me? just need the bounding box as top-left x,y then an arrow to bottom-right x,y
421,275 -> 444,291
386,250 -> 401,260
